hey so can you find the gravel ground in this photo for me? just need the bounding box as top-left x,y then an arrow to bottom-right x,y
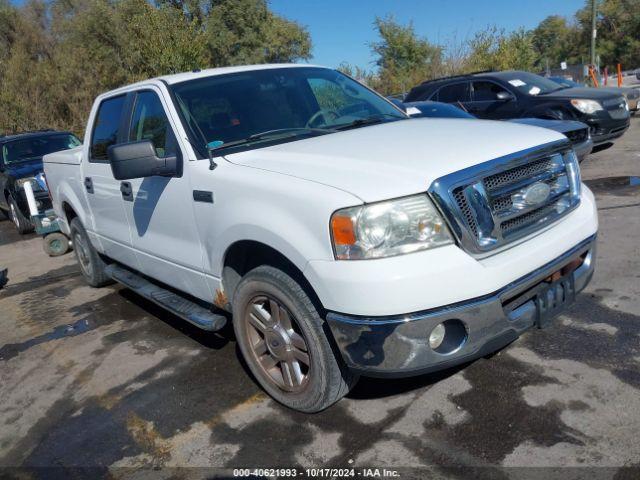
0,115 -> 638,480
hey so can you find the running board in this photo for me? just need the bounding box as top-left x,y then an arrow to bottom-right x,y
104,264 -> 227,331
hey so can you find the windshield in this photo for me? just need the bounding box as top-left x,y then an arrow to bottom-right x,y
549,77 -> 581,88
407,102 -> 475,119
1,134 -> 81,165
499,72 -> 566,96
171,67 -> 406,155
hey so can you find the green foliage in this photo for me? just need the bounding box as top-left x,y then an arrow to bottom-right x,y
0,0 -> 311,135
466,26 -> 537,72
369,15 -> 443,94
361,0 -> 638,95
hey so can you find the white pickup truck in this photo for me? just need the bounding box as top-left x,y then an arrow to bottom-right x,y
44,64 -> 598,412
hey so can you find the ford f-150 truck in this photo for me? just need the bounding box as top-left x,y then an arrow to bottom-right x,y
44,64 -> 598,412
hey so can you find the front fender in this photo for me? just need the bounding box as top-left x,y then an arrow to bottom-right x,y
192,161 -> 361,280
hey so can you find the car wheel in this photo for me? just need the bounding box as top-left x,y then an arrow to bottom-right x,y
69,218 -> 113,287
8,195 -> 34,234
232,265 -> 357,412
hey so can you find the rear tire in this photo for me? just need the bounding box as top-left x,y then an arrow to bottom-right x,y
70,218 -> 113,287
8,195 -> 34,234
232,265 -> 357,412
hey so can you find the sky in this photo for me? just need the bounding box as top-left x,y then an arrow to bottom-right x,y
269,0 -> 586,68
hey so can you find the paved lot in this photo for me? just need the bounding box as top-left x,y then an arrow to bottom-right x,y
1,116 -> 639,478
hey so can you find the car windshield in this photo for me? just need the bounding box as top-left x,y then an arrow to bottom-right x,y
549,77 -> 581,88
171,67 -> 406,155
499,72 -> 567,96
407,102 -> 475,119
1,134 -> 81,164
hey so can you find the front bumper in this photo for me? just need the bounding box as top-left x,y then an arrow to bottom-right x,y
326,234 -> 596,377
587,115 -> 630,145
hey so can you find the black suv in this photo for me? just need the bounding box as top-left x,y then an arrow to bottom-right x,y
405,70 -> 630,146
1,130 -> 81,233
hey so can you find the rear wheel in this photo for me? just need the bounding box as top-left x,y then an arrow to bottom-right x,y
8,195 -> 34,234
232,265 -> 357,412
70,218 -> 113,287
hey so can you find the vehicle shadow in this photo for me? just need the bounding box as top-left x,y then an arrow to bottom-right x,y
348,362 -> 471,399
117,287 -> 233,351
591,142 -> 614,154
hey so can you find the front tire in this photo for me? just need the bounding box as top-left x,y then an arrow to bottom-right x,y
232,265 -> 357,412
70,218 -> 113,287
8,195 -> 34,234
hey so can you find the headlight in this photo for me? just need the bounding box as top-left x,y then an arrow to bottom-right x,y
330,194 -> 453,260
564,150 -> 581,201
570,99 -> 603,114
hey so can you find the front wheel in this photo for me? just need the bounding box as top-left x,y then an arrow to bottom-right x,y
232,265 -> 357,412
8,195 -> 34,234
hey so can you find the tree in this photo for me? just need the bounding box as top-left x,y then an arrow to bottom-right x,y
575,0 -> 640,69
0,0 -> 312,135
466,26 -> 537,72
369,15 -> 443,94
206,0 -> 311,66
531,15 -> 579,69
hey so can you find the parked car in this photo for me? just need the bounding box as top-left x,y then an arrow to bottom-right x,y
44,64 -> 598,412
636,68 -> 640,80
403,101 -> 593,162
548,76 -> 639,115
405,70 -> 630,146
0,130 -> 81,233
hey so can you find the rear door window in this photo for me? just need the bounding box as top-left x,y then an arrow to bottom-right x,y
90,95 -> 126,162
129,91 -> 177,158
436,82 -> 471,103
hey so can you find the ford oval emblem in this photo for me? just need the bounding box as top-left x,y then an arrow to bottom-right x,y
522,182 -> 551,206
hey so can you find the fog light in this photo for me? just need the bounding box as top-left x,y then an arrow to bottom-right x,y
429,323 -> 446,349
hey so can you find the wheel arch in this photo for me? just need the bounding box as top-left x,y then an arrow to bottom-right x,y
55,185 -> 88,235
220,239 -> 325,315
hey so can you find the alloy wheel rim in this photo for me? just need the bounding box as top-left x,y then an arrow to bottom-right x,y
245,295 -> 311,392
74,233 -> 91,276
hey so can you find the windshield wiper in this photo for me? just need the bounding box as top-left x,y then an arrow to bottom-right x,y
209,127 -> 335,156
334,113 -> 405,131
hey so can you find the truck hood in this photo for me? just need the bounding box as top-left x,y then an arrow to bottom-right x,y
5,159 -> 44,179
225,118 -> 565,203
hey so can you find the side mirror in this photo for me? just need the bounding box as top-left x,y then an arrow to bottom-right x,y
496,91 -> 514,102
107,140 -> 180,180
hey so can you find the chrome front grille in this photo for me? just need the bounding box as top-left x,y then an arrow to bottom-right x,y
429,141 -> 581,256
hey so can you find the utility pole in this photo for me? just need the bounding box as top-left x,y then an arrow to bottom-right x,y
590,0 -> 597,68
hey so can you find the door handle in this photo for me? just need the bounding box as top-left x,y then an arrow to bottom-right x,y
120,181 -> 133,201
84,177 -> 94,194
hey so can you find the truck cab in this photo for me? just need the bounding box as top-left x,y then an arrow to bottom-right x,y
44,65 -> 598,412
